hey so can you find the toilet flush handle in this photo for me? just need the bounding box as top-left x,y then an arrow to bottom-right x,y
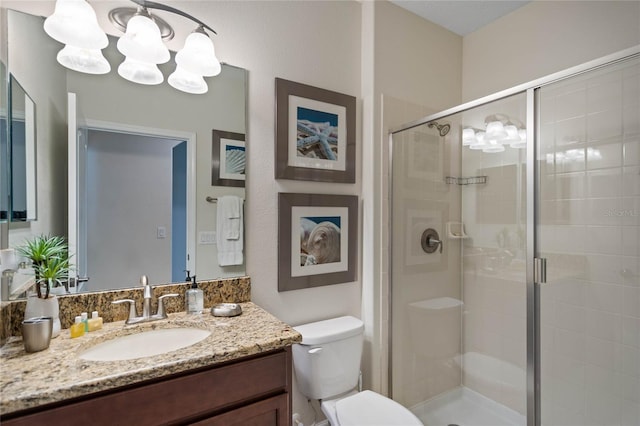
308,347 -> 323,355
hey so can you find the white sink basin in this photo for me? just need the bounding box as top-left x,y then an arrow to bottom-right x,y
79,328 -> 211,361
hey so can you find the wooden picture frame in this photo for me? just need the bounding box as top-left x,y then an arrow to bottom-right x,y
275,78 -> 356,183
278,193 -> 358,292
212,129 -> 246,187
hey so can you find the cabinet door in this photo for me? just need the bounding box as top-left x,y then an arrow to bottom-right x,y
192,394 -> 289,426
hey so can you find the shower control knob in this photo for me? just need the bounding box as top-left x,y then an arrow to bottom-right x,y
421,228 -> 443,254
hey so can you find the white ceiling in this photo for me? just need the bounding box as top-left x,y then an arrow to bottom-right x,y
390,1 -> 531,36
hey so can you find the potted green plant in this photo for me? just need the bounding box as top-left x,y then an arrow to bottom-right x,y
17,235 -> 73,338
17,234 -> 70,298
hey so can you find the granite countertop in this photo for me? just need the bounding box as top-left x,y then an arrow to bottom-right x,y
0,302 -> 302,416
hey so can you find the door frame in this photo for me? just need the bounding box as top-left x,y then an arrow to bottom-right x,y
69,116 -> 197,283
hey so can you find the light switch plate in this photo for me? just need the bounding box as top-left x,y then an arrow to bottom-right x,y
199,231 -> 216,245
157,226 -> 166,239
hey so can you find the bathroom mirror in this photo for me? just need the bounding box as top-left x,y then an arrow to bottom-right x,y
2,7 -> 247,294
0,61 -> 8,223
9,74 -> 37,222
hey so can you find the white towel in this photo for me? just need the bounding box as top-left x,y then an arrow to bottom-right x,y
217,195 -> 244,266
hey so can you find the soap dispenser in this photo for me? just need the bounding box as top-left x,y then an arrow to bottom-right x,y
185,275 -> 203,314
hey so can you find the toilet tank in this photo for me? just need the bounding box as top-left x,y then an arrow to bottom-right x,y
293,316 -> 364,400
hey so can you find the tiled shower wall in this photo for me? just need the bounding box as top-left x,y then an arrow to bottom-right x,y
538,58 -> 639,426
391,119 -> 463,408
460,93 -> 528,416
461,146 -> 528,415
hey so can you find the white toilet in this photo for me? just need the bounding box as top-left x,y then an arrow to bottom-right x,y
293,316 -> 423,426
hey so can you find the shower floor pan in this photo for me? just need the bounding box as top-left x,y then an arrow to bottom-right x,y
410,386 -> 525,426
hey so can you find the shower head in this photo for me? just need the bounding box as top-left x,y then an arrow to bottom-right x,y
428,121 -> 451,137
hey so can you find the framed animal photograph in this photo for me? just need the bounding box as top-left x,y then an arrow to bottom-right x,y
275,78 -> 356,183
278,193 -> 358,291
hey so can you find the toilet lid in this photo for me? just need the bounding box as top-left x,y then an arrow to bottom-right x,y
336,391 -> 423,426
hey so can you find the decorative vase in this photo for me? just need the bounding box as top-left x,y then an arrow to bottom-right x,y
24,294 -> 61,338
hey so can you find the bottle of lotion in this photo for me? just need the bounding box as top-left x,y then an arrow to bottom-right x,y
185,275 -> 203,314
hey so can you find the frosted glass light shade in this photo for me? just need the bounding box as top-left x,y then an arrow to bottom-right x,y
57,45 -> 110,74
168,66 -> 208,94
485,120 -> 507,140
118,58 -> 163,85
44,0 -> 107,49
510,129 -> 527,148
175,31 -> 221,77
462,128 -> 476,146
502,124 -> 520,144
483,139 -> 506,153
469,131 -> 486,150
117,15 -> 170,64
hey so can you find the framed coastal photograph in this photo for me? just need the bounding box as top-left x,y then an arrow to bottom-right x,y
278,193 -> 358,292
212,130 -> 246,187
275,78 -> 356,183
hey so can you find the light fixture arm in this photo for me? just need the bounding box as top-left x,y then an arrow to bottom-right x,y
130,0 -> 217,35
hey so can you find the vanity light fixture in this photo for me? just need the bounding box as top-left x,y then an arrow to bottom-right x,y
462,114 -> 527,153
484,120 -> 507,141
462,128 -> 476,146
43,0 -> 221,94
469,131 -> 487,150
43,0 -> 110,74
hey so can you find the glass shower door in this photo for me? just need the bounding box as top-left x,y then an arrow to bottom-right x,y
390,92 -> 529,426
537,56 -> 640,426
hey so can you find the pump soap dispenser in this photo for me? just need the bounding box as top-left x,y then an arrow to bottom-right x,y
185,275 -> 203,314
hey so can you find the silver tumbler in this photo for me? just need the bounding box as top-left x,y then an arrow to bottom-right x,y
22,316 -> 53,353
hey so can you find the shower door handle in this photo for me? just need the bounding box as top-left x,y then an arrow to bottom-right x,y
534,257 -> 547,284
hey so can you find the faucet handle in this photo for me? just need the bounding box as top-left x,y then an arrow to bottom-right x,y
112,299 -> 137,322
157,293 -> 179,318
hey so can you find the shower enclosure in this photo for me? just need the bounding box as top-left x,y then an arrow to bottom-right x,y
390,49 -> 639,426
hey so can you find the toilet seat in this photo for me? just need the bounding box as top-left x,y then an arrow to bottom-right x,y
322,390 -> 423,426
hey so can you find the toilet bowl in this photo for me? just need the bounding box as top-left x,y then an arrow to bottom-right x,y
322,390 -> 423,426
293,316 -> 423,426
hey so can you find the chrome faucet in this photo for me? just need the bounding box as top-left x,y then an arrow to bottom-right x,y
112,275 -> 178,325
141,275 -> 152,318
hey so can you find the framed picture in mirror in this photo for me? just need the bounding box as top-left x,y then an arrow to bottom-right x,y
278,193 -> 358,292
212,129 -> 246,187
275,78 -> 356,183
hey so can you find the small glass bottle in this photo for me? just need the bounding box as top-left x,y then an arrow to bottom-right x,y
185,275 -> 203,314
87,311 -> 103,331
70,316 -> 85,338
80,312 -> 89,332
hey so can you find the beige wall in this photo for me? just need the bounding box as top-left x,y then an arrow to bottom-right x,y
462,0 -> 640,101
362,0 -> 463,396
6,8 -> 67,247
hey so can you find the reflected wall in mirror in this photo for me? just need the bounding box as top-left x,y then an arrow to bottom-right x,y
1,7 -> 248,295
9,74 -> 37,222
0,61 -> 8,222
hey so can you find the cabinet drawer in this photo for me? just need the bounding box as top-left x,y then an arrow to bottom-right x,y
192,394 -> 289,426
4,349 -> 290,426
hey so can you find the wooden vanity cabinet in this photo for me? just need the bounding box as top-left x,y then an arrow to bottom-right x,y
2,347 -> 292,426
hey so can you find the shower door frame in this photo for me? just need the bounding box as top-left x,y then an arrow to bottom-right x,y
388,45 -> 640,426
